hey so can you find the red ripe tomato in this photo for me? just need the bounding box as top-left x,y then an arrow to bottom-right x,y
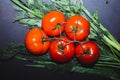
50,36 -> 75,63
25,28 -> 50,55
65,15 -> 90,41
42,10 -> 66,36
75,41 -> 99,65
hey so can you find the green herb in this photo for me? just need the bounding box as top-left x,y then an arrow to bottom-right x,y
0,42 -> 120,80
0,0 -> 120,80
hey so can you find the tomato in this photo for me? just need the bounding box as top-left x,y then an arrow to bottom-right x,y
75,41 -> 99,65
50,36 -> 75,62
65,15 -> 90,41
42,10 -> 66,36
25,28 -> 50,55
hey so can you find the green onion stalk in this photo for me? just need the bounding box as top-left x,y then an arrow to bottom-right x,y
81,6 -> 120,64
81,5 -> 120,68
82,6 -> 120,52
11,0 -> 43,18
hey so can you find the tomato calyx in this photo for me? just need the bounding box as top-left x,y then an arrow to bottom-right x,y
76,48 -> 90,57
67,20 -> 87,41
65,15 -> 90,41
75,41 -> 100,66
72,26 -> 78,33
57,42 -> 65,54
50,36 -> 75,63
72,21 -> 86,33
51,23 -> 63,30
41,37 -> 49,43
82,47 -> 93,56
76,42 -> 94,57
68,20 -> 79,33
84,48 -> 90,54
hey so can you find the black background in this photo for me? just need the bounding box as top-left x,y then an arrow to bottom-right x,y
0,0 -> 120,80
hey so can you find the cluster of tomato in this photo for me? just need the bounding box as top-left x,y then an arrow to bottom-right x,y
25,10 -> 99,65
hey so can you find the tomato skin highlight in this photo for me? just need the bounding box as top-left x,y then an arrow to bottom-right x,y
50,36 -> 75,63
42,10 -> 66,36
25,28 -> 50,55
65,15 -> 90,41
75,41 -> 99,65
